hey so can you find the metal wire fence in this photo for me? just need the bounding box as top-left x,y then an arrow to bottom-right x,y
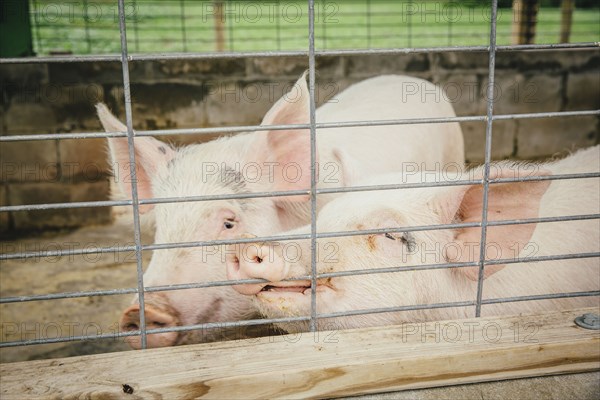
0,0 -> 599,351
28,0 -> 600,54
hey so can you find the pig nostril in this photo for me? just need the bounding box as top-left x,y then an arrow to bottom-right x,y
232,256 -> 240,272
254,256 -> 263,263
120,304 -> 180,348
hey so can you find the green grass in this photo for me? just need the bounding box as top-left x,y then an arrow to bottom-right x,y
30,0 -> 600,55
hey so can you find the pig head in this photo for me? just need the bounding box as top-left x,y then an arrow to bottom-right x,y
97,74 -> 316,348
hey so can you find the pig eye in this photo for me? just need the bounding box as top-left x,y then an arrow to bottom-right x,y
384,232 -> 414,250
224,219 -> 235,229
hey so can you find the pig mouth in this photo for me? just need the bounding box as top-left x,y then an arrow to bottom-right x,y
258,279 -> 333,296
262,285 -> 309,293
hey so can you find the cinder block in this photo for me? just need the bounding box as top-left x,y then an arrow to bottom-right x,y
249,56 -> 344,80
204,80 -> 292,127
59,138 -> 111,181
248,56 -> 309,78
0,184 -> 9,233
151,59 -> 247,82
0,140 -> 59,183
0,64 -> 48,87
566,71 -> 600,111
431,74 -> 482,116
481,73 -> 562,115
434,52 -> 489,73
3,102 -> 57,134
345,54 -> 431,77
47,61 -> 122,85
516,116 -> 598,160
510,49 -> 599,72
4,85 -> 105,134
462,120 -> 516,164
9,180 -> 112,231
117,83 -> 207,130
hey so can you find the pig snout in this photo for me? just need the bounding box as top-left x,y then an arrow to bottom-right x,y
226,237 -> 289,295
119,303 -> 180,349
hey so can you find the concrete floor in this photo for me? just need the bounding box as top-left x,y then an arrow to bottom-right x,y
1,221 -> 599,398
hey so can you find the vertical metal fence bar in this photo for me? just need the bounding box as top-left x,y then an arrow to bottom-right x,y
308,0 -> 318,333
474,0 -> 499,318
180,0 -> 188,52
117,0 -> 148,349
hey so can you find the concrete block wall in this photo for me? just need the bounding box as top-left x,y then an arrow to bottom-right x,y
1,49 -> 598,235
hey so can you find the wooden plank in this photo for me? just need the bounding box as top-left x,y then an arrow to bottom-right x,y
213,1 -> 226,52
1,308 -> 599,399
560,0 -> 575,43
511,0 -> 541,45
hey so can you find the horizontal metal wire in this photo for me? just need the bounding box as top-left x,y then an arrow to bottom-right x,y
35,20 -> 598,33
493,110 -> 600,121
2,42 -> 598,64
0,315 -> 311,348
2,238 -> 598,305
0,188 -> 310,213
484,251 -> 600,267
310,290 -> 600,320
0,199 -> 132,213
2,210 -> 598,261
3,170 -> 598,214
2,288 -> 597,348
0,261 -> 481,305
482,291 -> 600,305
319,249 -> 600,280
0,287 -> 138,304
37,31 -> 600,47
2,109 -> 598,143
317,301 -> 477,320
0,244 -> 136,261
314,215 -> 600,241
318,172 -> 600,196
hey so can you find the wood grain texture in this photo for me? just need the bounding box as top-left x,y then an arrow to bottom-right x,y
1,308 -> 599,399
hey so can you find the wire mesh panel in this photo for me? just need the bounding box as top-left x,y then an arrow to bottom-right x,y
0,0 -> 599,359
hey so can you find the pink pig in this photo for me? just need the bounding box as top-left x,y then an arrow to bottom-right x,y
97,74 -> 465,348
227,146 -> 600,333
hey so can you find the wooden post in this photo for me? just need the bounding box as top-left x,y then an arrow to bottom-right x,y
214,1 -> 226,52
1,308 -> 599,399
511,0 -> 540,45
560,0 -> 575,43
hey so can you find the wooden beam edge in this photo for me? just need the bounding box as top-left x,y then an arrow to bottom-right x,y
1,308 -> 599,399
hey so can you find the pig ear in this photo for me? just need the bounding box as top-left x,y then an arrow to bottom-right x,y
96,103 -> 175,213
262,73 -> 312,202
332,148 -> 363,187
434,164 -> 552,281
